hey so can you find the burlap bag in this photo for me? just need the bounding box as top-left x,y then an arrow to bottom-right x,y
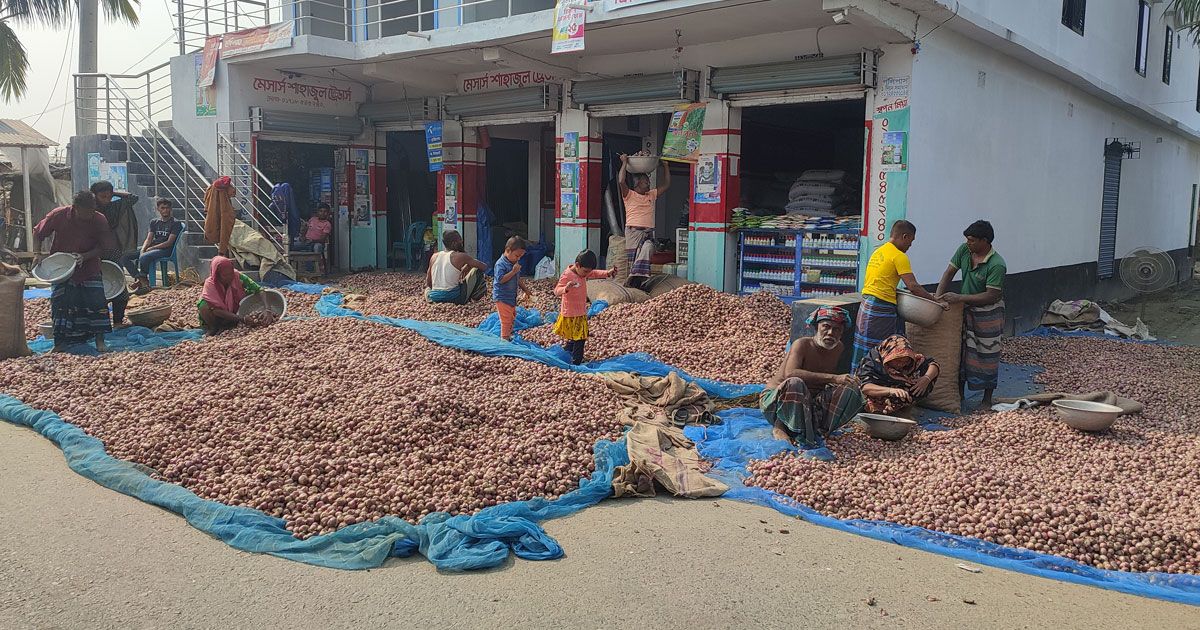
606,235 -> 628,285
905,302 -> 963,414
642,274 -> 692,298
587,279 -> 649,306
0,274 -> 33,359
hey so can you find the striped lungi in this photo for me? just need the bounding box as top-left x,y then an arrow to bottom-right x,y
50,280 -> 112,349
962,300 -> 1005,391
760,376 -> 863,448
851,296 -> 899,369
624,226 -> 655,278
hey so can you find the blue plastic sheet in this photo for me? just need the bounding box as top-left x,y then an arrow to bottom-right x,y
0,393 -> 629,571
23,288 -> 51,300
28,326 -> 205,355
476,300 -> 610,336
685,407 -> 1200,607
264,279 -> 329,295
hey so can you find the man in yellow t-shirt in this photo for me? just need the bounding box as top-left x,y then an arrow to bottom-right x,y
852,220 -> 945,367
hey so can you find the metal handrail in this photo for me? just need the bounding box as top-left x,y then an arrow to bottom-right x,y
216,125 -> 289,254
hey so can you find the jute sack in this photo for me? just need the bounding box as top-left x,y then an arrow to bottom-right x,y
606,235 -> 628,285
905,302 -> 963,414
642,274 -> 692,298
0,273 -> 33,359
588,279 -> 649,306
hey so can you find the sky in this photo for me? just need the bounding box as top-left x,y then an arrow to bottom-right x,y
4,0 -> 180,153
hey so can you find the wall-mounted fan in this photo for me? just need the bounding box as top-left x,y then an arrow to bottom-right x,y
1118,246 -> 1176,321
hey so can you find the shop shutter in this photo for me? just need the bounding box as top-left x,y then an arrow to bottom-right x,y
571,70 -> 699,108
709,52 -> 877,100
359,98 -> 441,125
1098,141 -> 1124,279
443,84 -> 561,119
250,108 -> 364,138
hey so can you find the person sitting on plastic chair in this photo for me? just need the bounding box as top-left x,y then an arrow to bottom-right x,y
293,204 -> 333,256
122,198 -> 181,295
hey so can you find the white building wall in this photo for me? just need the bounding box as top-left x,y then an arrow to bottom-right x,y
169,54 -> 222,168
905,27 -> 1200,282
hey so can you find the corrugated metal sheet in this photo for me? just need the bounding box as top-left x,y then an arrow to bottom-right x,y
1098,141 -> 1124,279
571,71 -> 698,107
0,119 -> 57,148
710,53 -> 873,97
444,85 -> 560,119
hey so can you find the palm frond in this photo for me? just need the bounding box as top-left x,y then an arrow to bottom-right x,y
1,0 -> 73,28
0,20 -> 30,100
1166,0 -> 1200,42
101,0 -> 139,26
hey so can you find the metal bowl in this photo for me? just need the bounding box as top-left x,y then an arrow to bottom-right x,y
237,289 -> 288,319
856,413 -> 918,441
127,305 -> 173,329
1052,400 -> 1122,432
625,155 -> 660,174
32,253 -> 77,284
100,260 -> 126,300
38,322 -> 54,339
896,289 -> 944,328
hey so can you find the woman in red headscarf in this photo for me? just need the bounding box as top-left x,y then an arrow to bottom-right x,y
197,256 -> 261,334
856,334 -> 940,417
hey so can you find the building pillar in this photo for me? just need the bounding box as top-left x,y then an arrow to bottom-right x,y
438,121 -> 484,257
371,137 -> 389,269
555,108 -> 602,274
689,100 -> 741,292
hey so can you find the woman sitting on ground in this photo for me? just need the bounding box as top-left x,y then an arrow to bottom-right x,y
856,334 -> 940,417
197,256 -> 262,335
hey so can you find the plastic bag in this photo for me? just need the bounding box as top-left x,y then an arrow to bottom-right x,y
534,256 -> 556,280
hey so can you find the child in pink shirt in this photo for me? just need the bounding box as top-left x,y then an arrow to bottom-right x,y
552,250 -> 615,365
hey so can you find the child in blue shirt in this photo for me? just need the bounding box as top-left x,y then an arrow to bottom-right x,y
493,235 -> 532,340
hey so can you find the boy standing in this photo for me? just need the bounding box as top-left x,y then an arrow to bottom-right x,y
493,236 -> 533,341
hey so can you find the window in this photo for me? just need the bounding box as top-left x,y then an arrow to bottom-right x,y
1062,0 -> 1086,36
1136,1 -> 1151,77
1164,26 -> 1174,84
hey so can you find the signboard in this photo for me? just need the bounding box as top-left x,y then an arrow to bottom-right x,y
194,54 -> 217,117
551,1 -> 586,54
425,121 -> 444,172
661,103 -> 707,163
198,36 -> 219,88
459,70 -> 559,94
87,153 -> 102,185
251,76 -> 355,110
862,74 -> 912,276
221,23 -> 293,58
609,0 -> 668,7
693,155 -> 721,204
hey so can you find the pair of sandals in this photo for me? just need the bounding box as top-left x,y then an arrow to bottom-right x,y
671,408 -> 722,428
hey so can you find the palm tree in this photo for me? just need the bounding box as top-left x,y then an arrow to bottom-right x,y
1167,0 -> 1200,40
0,0 -> 139,101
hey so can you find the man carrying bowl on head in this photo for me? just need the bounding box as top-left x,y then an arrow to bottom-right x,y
33,191 -> 117,352
761,306 -> 864,448
618,153 -> 671,291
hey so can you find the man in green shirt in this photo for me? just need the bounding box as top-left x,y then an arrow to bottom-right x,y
935,220 -> 1006,406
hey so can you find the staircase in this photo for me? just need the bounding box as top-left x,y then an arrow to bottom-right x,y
74,63 -> 285,281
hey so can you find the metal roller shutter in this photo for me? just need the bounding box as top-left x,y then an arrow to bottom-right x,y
1098,140 -> 1124,279
710,52 -> 877,101
359,98 -> 440,125
571,70 -> 699,108
443,85 -> 561,119
250,108 -> 364,138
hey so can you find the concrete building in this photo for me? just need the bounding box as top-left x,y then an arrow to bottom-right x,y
73,0 -> 1200,327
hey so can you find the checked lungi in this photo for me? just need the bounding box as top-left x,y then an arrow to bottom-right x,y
50,280 -> 112,349
852,296 -> 899,369
962,300 -> 1004,391
624,227 -> 655,279
760,377 -> 863,448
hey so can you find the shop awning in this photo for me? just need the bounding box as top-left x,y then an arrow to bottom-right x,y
359,98 -> 441,126
250,108 -> 364,138
710,52 -> 878,104
570,70 -> 699,113
443,85 -> 561,120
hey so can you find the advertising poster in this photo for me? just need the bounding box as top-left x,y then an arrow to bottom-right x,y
444,173 -> 458,200
353,149 -> 370,172
445,201 -> 458,227
563,131 -> 579,160
560,193 -> 579,219
99,163 -> 128,191
880,131 -> 908,172
425,121 -> 444,172
693,155 -> 721,204
661,103 -> 707,163
220,23 -> 293,58
353,196 -> 372,227
444,173 -> 459,230
87,153 -> 102,185
559,162 -> 579,192
551,1 -> 586,54
194,54 -> 217,117
355,172 -> 370,196
198,36 -> 220,88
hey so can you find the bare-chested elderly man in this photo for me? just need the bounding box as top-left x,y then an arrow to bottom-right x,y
761,306 -> 864,448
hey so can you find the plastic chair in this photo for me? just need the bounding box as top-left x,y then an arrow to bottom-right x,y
147,223 -> 185,288
392,221 -> 428,271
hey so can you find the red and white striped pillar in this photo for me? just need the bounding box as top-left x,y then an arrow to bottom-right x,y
690,100 -> 741,291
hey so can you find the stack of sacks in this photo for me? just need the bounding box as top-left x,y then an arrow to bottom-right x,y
786,170 -> 855,217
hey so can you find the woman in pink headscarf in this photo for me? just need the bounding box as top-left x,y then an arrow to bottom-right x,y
197,256 -> 261,334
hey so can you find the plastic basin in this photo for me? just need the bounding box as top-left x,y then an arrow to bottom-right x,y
127,305 -> 173,329
101,260 -> 126,300
897,289 -> 943,328
237,289 -> 288,319
1052,400 -> 1122,432
856,413 -> 917,441
32,253 -> 77,284
625,155 -> 660,174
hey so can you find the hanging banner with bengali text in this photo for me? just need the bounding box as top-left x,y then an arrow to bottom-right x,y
661,103 -> 706,163
551,1 -> 586,54
220,23 -> 293,58
198,36 -> 220,88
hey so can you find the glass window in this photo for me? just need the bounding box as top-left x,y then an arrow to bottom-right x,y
1164,26 -> 1174,85
1136,1 -> 1150,77
1062,0 -> 1086,36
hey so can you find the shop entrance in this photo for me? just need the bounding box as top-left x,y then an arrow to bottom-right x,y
256,139 -> 337,269
480,122 -> 554,267
735,99 -> 867,300
385,130 -> 437,267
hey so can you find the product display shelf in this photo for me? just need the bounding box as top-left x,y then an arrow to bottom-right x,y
737,228 -> 861,302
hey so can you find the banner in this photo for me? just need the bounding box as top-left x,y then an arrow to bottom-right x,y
425,121 -> 444,172
609,0 -> 667,7
862,76 -> 912,280
551,1 -> 586,54
198,36 -> 220,88
194,54 -> 217,117
661,103 -> 707,163
221,23 -> 293,58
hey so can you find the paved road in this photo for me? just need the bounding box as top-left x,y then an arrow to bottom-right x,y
1,422 -> 1196,630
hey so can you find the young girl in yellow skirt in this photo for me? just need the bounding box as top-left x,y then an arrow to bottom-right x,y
552,250 -> 615,365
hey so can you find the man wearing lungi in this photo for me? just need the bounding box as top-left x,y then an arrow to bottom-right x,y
853,220 -> 945,368
761,306 -> 863,448
935,220 -> 1006,406
33,191 -> 118,352
617,154 -> 671,290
